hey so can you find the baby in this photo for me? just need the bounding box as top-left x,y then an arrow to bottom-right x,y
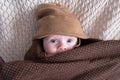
1,3 -> 120,80
25,3 -> 89,59
43,35 -> 78,56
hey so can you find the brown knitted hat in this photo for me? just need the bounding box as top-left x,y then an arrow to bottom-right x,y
33,3 -> 89,40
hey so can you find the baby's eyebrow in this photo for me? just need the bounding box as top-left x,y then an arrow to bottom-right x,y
49,38 -> 58,40
67,37 -> 75,39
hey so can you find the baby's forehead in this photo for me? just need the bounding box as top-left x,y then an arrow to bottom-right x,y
45,35 -> 77,39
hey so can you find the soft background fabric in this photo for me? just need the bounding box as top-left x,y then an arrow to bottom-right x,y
0,0 -> 120,62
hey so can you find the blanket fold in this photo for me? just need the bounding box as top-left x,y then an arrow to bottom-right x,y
0,40 -> 120,80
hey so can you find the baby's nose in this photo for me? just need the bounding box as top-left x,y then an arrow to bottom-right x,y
58,43 -> 68,51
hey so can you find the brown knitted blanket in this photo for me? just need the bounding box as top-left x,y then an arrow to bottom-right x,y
0,40 -> 120,80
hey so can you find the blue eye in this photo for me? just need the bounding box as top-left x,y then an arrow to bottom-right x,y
50,39 -> 57,43
67,39 -> 73,43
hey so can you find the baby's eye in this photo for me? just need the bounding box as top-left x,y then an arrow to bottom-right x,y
67,39 -> 73,43
50,39 -> 57,43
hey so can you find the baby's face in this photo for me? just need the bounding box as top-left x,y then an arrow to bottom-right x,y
43,35 -> 77,55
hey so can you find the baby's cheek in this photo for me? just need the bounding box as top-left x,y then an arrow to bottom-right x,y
67,47 -> 74,51
67,44 -> 75,48
47,46 -> 58,54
